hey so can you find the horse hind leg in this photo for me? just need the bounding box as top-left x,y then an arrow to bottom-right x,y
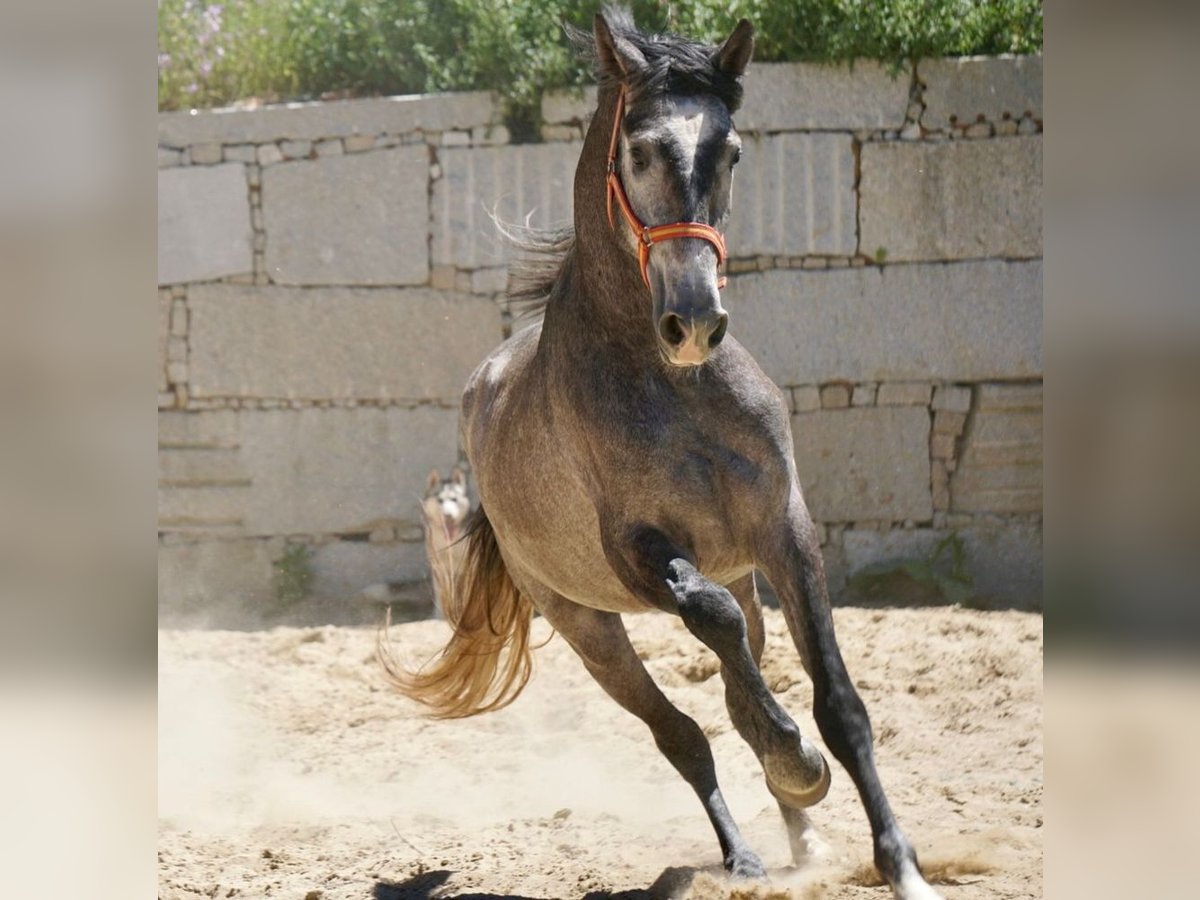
532,589 -> 767,880
666,561 -> 830,811
726,574 -> 832,866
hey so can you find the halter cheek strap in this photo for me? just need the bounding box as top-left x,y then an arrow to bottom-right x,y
605,89 -> 728,290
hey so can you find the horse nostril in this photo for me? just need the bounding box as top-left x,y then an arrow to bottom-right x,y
659,313 -> 687,347
708,313 -> 729,348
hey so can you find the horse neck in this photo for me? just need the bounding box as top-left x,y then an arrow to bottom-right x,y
541,86 -> 656,363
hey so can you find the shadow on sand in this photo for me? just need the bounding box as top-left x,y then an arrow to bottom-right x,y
373,865 -> 705,900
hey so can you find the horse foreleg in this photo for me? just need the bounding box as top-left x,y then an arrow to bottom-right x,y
533,590 -> 767,880
759,499 -> 944,900
726,575 -> 832,866
663,559 -> 831,811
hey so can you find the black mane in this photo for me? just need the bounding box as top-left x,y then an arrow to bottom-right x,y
566,5 -> 744,112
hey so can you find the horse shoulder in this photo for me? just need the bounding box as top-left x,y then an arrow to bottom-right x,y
712,338 -> 794,451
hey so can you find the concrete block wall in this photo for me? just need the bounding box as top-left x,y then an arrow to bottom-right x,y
159,55 -> 1042,621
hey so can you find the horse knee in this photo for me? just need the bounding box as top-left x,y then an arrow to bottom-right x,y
667,559 -> 746,647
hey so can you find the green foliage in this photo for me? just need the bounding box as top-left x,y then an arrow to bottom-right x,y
273,543 -> 314,606
159,1 -> 1043,131
847,532 -> 975,607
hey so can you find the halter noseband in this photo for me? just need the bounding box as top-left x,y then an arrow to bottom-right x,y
605,88 -> 728,290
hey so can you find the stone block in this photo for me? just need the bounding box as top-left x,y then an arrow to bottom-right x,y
977,381 -> 1042,411
471,125 -> 510,146
728,134 -> 856,258
236,407 -> 460,535
933,411 -> 967,435
820,383 -> 850,409
158,407 -> 461,537
170,299 -> 188,337
158,147 -> 182,167
932,461 -> 950,510
726,261 -> 1042,385
159,445 -> 249,486
877,382 -> 932,406
279,139 -> 312,159
930,432 -> 956,459
932,384 -> 972,413
842,524 -> 1042,609
432,142 -> 579,269
158,293 -> 170,392
739,62 -> 912,132
261,148 -> 429,285
860,137 -> 1042,261
256,143 -> 283,166
852,384 -> 877,407
159,409 -> 240,449
189,142 -> 222,165
314,138 -> 344,157
223,144 -> 257,163
951,400 -> 1043,514
959,524 -> 1042,609
158,538 -> 276,623
792,386 -> 821,412
158,163 -> 253,285
159,91 -> 497,147
791,407 -> 932,523
187,285 -> 503,404
309,541 -> 428,598
921,56 -> 1042,131
343,134 -> 376,153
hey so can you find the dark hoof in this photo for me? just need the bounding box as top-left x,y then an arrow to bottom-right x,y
726,849 -> 767,880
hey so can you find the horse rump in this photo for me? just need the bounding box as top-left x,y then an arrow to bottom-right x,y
378,505 -> 535,719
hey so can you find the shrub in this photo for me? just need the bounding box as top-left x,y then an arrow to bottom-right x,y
158,0 -> 1043,133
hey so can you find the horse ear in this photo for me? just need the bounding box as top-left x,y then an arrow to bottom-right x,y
426,468 -> 441,491
716,18 -> 755,78
594,12 -> 647,81
450,467 -> 467,488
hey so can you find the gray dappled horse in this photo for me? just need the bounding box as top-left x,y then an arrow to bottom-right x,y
384,10 -> 942,899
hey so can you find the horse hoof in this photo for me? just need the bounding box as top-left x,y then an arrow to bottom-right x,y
726,849 -> 767,880
763,741 -> 831,808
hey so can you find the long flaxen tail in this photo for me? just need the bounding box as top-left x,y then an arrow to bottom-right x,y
378,505 -> 535,718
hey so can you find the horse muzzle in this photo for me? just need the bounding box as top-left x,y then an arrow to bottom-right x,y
657,307 -> 729,366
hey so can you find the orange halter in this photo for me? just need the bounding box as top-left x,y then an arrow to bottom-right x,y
605,89 -> 728,290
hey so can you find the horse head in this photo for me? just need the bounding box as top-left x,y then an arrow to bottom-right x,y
590,11 -> 754,367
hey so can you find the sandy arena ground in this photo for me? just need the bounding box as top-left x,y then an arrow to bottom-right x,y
159,605 -> 1043,899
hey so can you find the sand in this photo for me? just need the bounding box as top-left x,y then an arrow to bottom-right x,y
158,604 -> 1042,899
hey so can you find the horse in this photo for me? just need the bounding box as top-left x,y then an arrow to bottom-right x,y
383,9 -> 942,899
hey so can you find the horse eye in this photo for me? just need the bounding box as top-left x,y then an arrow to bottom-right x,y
629,145 -> 649,172
731,148 -> 742,168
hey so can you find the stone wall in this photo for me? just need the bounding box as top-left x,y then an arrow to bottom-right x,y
158,56 -> 1042,622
